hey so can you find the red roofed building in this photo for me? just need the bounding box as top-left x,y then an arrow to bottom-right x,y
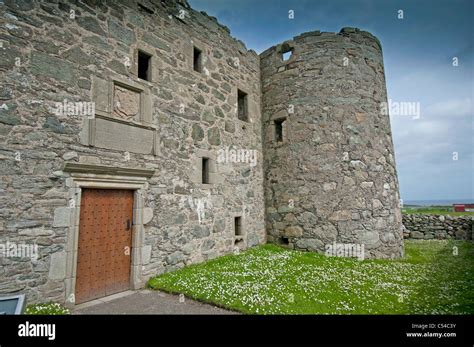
453,204 -> 474,212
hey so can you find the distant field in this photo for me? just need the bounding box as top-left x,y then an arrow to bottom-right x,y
402,206 -> 474,216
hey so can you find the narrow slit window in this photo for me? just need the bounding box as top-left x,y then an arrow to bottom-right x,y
234,216 -> 242,236
193,47 -> 202,73
275,118 -> 286,142
138,51 -> 152,81
202,157 -> 210,184
138,3 -> 154,14
237,89 -> 248,122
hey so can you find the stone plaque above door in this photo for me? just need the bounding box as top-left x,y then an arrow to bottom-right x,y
113,84 -> 141,122
79,75 -> 158,155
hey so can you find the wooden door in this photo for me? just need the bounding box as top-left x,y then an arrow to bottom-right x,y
75,189 -> 134,304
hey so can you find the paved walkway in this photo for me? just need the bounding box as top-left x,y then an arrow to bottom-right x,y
73,290 -> 236,315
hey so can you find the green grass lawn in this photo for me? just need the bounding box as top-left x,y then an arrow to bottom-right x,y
402,206 -> 474,216
148,240 -> 474,314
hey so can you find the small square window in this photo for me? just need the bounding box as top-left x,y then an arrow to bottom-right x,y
202,157 -> 210,184
138,51 -> 152,81
275,118 -> 286,142
193,47 -> 202,73
282,49 -> 293,61
234,216 -> 242,236
237,89 -> 248,122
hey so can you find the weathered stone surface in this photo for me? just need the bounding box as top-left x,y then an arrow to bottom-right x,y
30,52 -> 77,83
48,251 -> 66,280
61,47 -> 96,66
141,32 -> 171,52
192,225 -> 210,239
83,35 -> 112,51
207,127 -> 221,145
142,245 -> 152,265
202,239 -> 215,251
76,16 -> 106,36
361,181 -> 374,189
43,116 -> 67,133
323,182 -> 337,191
108,20 -> 135,45
5,0 -> 35,11
143,207 -> 153,225
359,230 -> 380,246
202,109 -> 215,124
191,124 -> 204,142
166,251 -> 185,265
213,219 -> 226,233
214,106 -> 225,118
0,46 -> 22,71
107,59 -> 128,75
18,227 -> 53,237
403,214 -> 472,240
212,89 -> 225,102
295,238 -> 324,251
247,233 -> 260,247
53,207 -> 71,227
410,230 -> 424,239
62,151 -> 77,161
92,117 -> 154,154
0,104 -> 20,125
284,226 -> 303,237
224,120 -> 235,133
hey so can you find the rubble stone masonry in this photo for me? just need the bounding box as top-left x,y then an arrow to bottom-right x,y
261,29 -> 403,259
0,0 -> 403,304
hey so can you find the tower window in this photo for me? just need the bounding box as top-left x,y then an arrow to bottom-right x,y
202,157 -> 210,184
237,89 -> 248,122
193,47 -> 202,73
234,216 -> 242,236
275,118 -> 286,142
138,51 -> 152,81
282,49 -> 293,61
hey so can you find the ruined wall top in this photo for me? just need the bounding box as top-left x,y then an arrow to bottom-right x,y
260,27 -> 383,59
135,0 -> 257,56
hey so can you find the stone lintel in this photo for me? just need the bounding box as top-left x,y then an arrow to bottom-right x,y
63,163 -> 155,178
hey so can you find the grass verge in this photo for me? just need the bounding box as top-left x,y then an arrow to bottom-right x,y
148,240 -> 474,314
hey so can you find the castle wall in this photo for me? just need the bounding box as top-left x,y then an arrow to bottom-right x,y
0,0 -> 265,304
260,28 -> 404,259
0,0 -> 406,305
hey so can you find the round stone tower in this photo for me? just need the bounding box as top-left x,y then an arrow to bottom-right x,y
260,28 -> 403,259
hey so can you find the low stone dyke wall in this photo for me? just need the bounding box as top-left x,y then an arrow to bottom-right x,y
402,214 -> 473,241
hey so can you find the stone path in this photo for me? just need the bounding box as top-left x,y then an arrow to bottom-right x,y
73,289 -> 236,315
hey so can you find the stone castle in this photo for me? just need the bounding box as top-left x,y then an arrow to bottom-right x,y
0,0 -> 403,305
